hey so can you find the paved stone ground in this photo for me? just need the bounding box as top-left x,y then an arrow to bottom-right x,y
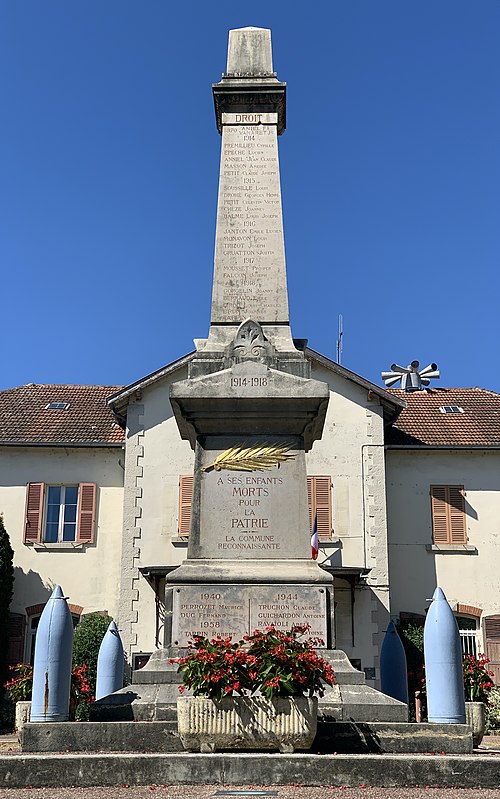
1,787 -> 500,798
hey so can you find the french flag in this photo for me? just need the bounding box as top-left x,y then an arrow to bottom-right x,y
311,515 -> 319,560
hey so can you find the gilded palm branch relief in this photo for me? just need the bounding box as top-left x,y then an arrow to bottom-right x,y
202,442 -> 297,473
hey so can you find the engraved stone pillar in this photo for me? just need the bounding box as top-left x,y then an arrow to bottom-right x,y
193,27 -> 303,376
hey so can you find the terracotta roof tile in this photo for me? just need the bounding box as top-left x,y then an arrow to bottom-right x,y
0,384 -> 125,445
386,387 -> 500,446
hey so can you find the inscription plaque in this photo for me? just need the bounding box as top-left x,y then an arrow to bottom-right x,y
196,435 -> 310,561
172,584 -> 328,647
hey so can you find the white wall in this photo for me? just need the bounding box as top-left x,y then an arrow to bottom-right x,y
386,449 -> 500,644
0,446 -> 124,626
118,366 -> 195,657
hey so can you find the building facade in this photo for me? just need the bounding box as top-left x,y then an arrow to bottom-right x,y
2,365 -> 499,686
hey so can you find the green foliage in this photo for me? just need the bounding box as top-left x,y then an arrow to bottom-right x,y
4,663 -> 33,702
0,515 -> 14,689
72,612 -> 110,697
486,686 -> 500,732
174,624 -> 336,702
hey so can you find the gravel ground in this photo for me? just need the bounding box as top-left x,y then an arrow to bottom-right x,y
1,787 -> 500,798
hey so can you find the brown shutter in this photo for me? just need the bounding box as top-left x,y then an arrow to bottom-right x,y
178,475 -> 194,537
307,476 -> 313,532
448,486 -> 467,543
307,476 -> 332,539
484,615 -> 500,684
24,482 -> 44,543
77,483 -> 96,543
7,613 -> 26,666
430,485 -> 466,545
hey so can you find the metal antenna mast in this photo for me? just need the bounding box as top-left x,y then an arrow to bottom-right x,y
336,314 -> 343,365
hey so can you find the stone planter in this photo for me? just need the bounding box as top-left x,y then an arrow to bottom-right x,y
465,701 -> 486,747
177,695 -> 317,753
15,701 -> 31,733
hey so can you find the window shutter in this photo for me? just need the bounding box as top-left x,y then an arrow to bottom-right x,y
307,476 -> 332,539
430,485 -> 466,545
24,483 -> 44,543
178,475 -> 194,537
307,477 -> 313,532
7,613 -> 26,666
448,486 -> 467,543
484,615 -> 500,684
430,486 -> 449,543
77,483 -> 96,543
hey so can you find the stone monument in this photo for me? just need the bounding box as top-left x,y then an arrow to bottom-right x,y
167,26 -> 333,649
93,27 -> 406,721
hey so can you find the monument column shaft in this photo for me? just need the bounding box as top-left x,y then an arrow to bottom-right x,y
211,113 -> 290,327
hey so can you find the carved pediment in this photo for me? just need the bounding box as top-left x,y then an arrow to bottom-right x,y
229,319 -> 275,363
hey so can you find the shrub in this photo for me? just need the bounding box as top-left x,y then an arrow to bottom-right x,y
486,686 -> 500,732
0,516 -> 14,690
72,612 -> 110,698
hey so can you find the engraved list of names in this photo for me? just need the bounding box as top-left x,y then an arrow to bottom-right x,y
210,113 -> 290,325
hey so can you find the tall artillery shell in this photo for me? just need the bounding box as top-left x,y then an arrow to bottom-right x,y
424,586 -> 465,723
95,620 -> 124,700
380,620 -> 409,706
31,585 -> 74,722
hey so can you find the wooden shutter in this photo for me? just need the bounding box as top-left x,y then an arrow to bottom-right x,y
484,615 -> 500,684
307,476 -> 332,539
7,613 -> 26,666
77,483 -> 96,543
178,475 -> 194,537
430,485 -> 466,545
24,482 -> 44,543
448,486 -> 467,543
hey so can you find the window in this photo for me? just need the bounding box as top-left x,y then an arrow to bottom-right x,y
456,616 -> 478,657
7,613 -> 26,667
430,485 -> 467,545
177,474 -> 333,539
439,406 -> 464,414
23,482 -> 97,545
45,485 -> 78,542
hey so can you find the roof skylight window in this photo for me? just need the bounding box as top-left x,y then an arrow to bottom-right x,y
439,406 -> 464,414
45,402 -> 70,411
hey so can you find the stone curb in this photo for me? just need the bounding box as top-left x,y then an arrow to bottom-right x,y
1,753 -> 500,789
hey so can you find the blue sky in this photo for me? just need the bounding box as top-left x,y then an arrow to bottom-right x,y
1,1 -> 499,392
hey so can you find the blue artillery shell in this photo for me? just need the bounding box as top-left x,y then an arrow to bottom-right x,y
31,585 -> 74,722
424,586 -> 466,723
95,619 -> 124,700
380,620 -> 409,705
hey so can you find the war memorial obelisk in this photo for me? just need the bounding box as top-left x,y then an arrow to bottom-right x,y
97,28 -> 406,721
167,26 -> 333,648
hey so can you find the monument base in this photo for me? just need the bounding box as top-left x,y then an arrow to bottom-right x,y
89,649 -> 407,723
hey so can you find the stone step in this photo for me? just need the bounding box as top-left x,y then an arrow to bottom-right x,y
20,720 -> 472,755
1,750 -> 496,790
